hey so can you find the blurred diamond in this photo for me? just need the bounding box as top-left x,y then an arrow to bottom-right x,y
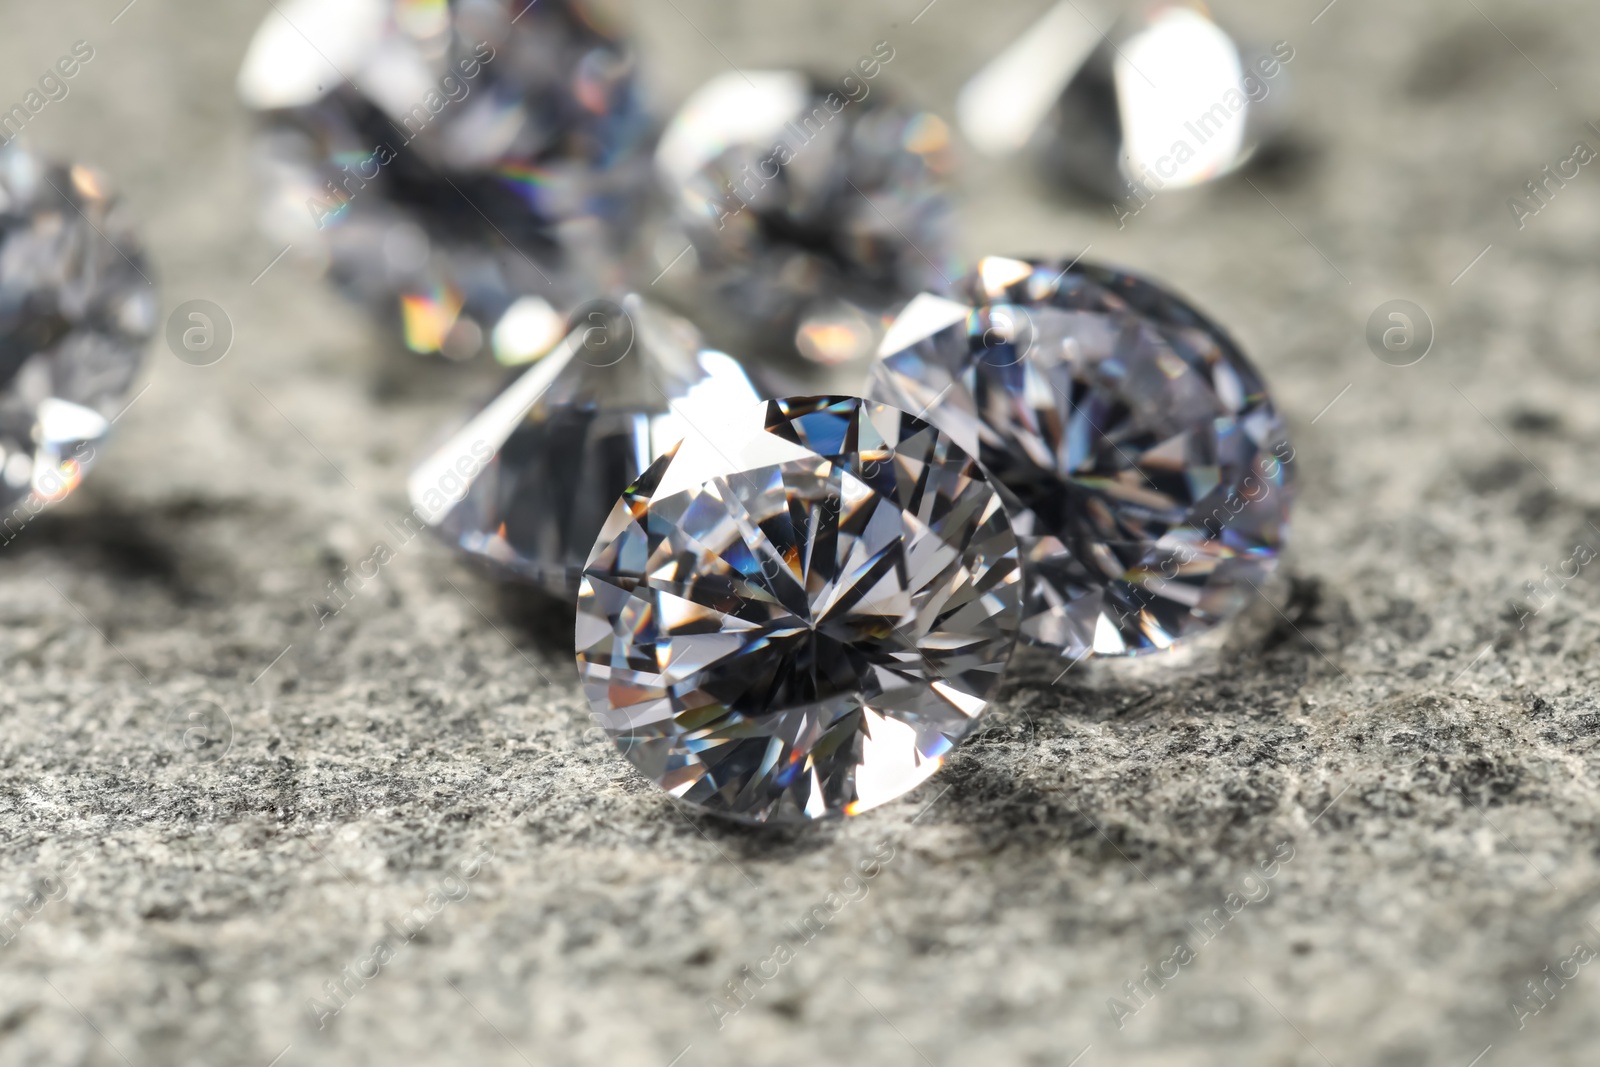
240,0 -> 654,361
409,296 -> 762,598
958,1 -> 1289,200
0,146 -> 154,514
654,70 -> 957,372
576,395 -> 1022,823
870,256 -> 1295,660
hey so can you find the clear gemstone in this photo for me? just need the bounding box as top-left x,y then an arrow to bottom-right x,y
410,298 -> 761,598
870,256 -> 1295,661
241,0 -> 654,362
957,1 -> 1287,200
0,147 -> 154,513
576,396 -> 1023,823
653,70 -> 957,370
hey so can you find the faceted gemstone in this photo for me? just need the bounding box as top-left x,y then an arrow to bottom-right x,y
653,70 -> 956,371
576,396 -> 1022,823
870,256 -> 1294,661
410,298 -> 762,598
239,0 -> 654,363
0,146 -> 156,513
957,1 -> 1287,200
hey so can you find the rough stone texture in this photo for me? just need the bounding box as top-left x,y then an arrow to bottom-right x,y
1,1 -> 1599,1065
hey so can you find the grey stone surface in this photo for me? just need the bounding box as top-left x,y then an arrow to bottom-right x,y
2,0 -> 1600,1064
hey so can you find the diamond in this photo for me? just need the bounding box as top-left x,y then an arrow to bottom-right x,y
239,0 -> 654,362
0,146 -> 155,515
957,1 -> 1289,200
653,70 -> 957,370
576,396 -> 1023,823
870,256 -> 1295,661
410,297 -> 761,598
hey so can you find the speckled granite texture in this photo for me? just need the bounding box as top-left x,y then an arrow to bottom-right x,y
2,1 -> 1600,1064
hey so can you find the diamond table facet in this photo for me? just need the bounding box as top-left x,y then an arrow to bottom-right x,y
576,396 -> 1023,823
870,256 -> 1295,661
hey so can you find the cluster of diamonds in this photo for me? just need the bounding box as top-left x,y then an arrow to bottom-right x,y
373,9 -> 1299,823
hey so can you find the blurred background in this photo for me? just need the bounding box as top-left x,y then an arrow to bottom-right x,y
2,0 -> 1600,1064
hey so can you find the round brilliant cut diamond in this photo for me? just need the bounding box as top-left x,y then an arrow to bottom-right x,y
870,256 -> 1295,661
575,396 -> 1022,823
